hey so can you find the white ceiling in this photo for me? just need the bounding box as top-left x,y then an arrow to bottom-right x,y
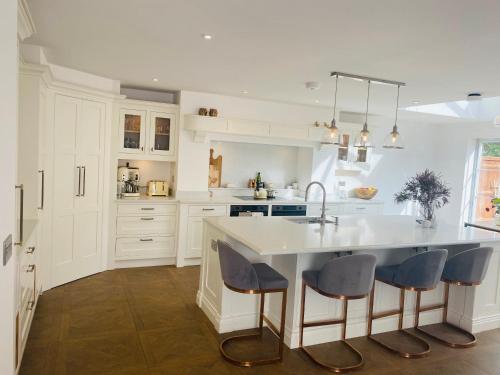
26,0 -> 500,118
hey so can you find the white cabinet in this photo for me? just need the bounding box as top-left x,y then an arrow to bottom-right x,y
343,202 -> 384,215
307,202 -> 384,216
177,204 -> 228,266
117,100 -> 178,160
51,94 -> 106,287
115,202 -> 178,261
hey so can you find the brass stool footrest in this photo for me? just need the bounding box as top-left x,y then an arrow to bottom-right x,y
416,323 -> 477,348
369,329 -> 430,358
301,340 -> 364,373
220,329 -> 281,367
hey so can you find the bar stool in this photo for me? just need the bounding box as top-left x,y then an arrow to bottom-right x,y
217,240 -> 288,367
415,246 -> 493,348
367,249 -> 448,358
299,254 -> 377,372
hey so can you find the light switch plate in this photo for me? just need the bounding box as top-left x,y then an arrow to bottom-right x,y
3,234 -> 12,266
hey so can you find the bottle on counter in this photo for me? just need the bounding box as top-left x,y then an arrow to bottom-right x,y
256,172 -> 262,191
337,180 -> 347,200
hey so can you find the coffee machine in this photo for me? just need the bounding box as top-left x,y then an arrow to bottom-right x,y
117,163 -> 140,197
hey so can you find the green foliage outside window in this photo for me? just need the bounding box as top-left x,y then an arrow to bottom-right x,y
482,143 -> 500,157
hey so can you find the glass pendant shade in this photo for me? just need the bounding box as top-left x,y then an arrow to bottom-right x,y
383,124 -> 405,149
383,85 -> 405,149
321,119 -> 341,145
354,80 -> 374,148
354,122 -> 374,148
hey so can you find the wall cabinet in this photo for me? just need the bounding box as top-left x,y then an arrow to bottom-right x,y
118,101 -> 178,160
177,204 -> 228,266
115,202 -> 178,261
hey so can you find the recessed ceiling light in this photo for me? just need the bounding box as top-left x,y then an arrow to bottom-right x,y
412,100 -> 420,105
152,78 -> 159,82
241,90 -> 248,94
202,34 -> 212,40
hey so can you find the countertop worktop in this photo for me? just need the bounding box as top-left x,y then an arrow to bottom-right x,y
204,215 -> 500,256
116,193 -> 384,205
464,220 -> 500,233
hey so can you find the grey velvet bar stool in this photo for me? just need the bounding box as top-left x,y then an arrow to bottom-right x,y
217,240 -> 288,367
415,246 -> 493,348
367,249 -> 448,358
299,254 -> 377,373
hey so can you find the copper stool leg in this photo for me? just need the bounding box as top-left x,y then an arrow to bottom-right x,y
300,281 -> 364,373
415,282 -> 477,348
368,281 -> 430,358
220,288 -> 288,367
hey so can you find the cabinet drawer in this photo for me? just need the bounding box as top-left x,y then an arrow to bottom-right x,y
117,203 -> 177,216
117,215 -> 176,236
188,205 -> 227,217
344,204 -> 382,215
115,236 -> 176,260
307,204 -> 344,216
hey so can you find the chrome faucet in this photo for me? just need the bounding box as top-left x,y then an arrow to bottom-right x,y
305,181 -> 327,224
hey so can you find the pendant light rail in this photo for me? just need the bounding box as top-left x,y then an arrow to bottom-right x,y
330,72 -> 406,87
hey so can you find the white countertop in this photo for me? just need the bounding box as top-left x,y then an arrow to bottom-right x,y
116,194 -> 383,205
465,220 -> 500,233
204,215 -> 500,256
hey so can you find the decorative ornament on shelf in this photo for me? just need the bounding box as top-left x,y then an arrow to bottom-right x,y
383,85 -> 405,149
394,169 -> 451,228
209,108 -> 218,117
198,107 -> 208,116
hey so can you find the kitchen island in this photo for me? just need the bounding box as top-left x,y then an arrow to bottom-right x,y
197,215 -> 500,348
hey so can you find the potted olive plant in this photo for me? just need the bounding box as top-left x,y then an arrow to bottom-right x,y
394,169 -> 451,228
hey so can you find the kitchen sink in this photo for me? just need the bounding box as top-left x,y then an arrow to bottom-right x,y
286,216 -> 338,225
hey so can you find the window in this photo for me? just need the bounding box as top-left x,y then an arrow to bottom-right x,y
471,141 -> 500,220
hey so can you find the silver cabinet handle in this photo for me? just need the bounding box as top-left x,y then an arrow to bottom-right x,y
26,264 -> 35,272
140,238 -> 153,242
141,146 -> 144,151
202,208 -> 215,211
15,185 -> 23,245
140,217 -> 154,221
76,166 -> 81,197
26,246 -> 35,254
38,170 -> 44,210
81,166 -> 86,197
141,207 -> 154,211
151,147 -> 154,152
27,301 -> 35,311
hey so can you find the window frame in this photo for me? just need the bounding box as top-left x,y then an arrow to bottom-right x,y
469,139 -> 500,222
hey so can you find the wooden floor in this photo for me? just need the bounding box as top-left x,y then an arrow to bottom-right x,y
21,266 -> 500,374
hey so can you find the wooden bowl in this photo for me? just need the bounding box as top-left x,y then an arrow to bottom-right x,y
355,187 -> 378,200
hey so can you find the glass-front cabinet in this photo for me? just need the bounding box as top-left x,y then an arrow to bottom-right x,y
118,103 -> 177,160
119,109 -> 146,154
149,112 -> 175,156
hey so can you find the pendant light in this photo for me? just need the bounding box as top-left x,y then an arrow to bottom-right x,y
321,73 -> 342,145
383,85 -> 404,149
354,80 -> 374,149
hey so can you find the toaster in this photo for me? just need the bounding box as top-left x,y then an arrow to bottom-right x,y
147,181 -> 169,196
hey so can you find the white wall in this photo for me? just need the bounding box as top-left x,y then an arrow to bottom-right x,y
177,90 -> 438,215
432,121 -> 499,225
0,0 -> 18,373
210,141 -> 300,188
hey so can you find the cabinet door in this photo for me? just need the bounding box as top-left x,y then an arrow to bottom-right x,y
119,108 -> 146,154
76,101 -> 104,212
186,217 -> 203,258
148,111 -> 175,156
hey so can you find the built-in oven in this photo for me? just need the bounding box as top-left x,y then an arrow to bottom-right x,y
230,205 -> 269,217
271,205 -> 307,216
